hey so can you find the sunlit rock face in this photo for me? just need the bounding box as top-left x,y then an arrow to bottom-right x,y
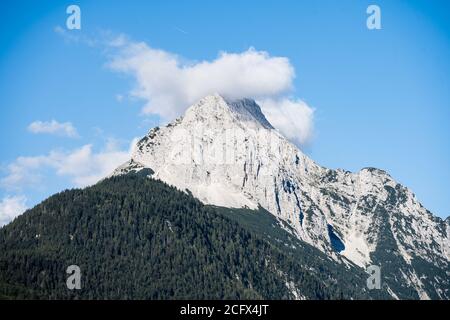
114,94 -> 450,299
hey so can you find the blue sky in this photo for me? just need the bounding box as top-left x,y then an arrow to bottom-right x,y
0,0 -> 449,222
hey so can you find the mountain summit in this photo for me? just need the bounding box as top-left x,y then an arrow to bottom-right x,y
114,94 -> 450,299
183,94 -> 274,130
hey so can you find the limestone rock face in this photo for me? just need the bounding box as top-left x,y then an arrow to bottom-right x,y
113,94 -> 450,299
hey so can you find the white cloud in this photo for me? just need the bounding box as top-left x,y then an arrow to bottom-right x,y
54,25 -> 97,47
107,38 -> 314,145
259,98 -> 315,145
28,120 -> 79,138
115,94 -> 124,102
1,138 -> 138,190
0,195 -> 27,227
109,42 -> 294,119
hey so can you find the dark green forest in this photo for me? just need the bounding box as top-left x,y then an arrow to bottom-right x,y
0,172 -> 389,299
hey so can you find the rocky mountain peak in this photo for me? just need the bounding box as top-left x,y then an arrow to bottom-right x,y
113,94 -> 449,299
183,93 -> 274,130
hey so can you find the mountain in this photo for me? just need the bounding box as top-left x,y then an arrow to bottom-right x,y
114,94 -> 450,299
0,172 -> 389,299
1,94 -> 448,300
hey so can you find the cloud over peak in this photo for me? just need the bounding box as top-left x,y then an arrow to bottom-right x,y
107,38 -> 314,145
259,98 -> 315,146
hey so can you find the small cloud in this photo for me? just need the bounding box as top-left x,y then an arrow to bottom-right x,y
1,138 -> 138,190
28,120 -> 79,138
54,25 -> 97,46
92,126 -> 104,136
173,26 -> 188,35
0,195 -> 27,227
107,33 -> 128,47
54,25 -> 67,35
115,94 -> 124,102
259,98 -> 315,145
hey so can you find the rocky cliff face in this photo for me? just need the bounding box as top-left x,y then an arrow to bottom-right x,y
114,94 -> 449,299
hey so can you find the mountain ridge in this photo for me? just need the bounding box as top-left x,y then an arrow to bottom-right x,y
114,94 -> 449,299
0,173 -> 389,299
